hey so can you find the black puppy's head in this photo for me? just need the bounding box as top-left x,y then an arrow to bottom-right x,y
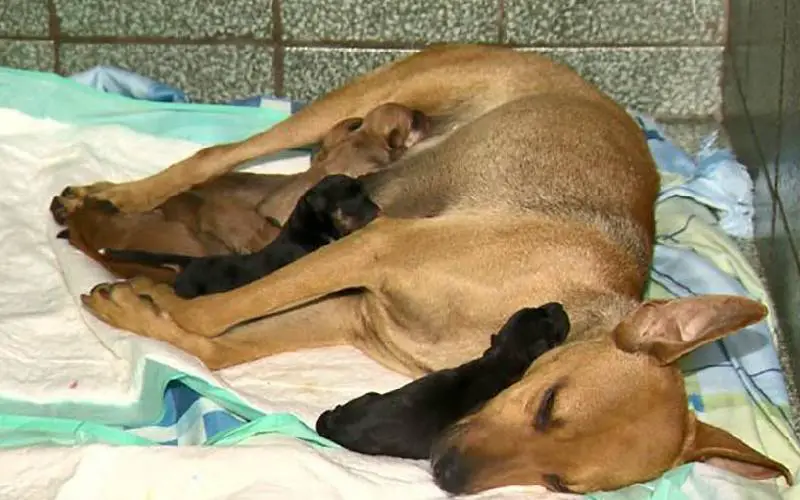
301,174 -> 381,240
484,302 -> 570,364
316,303 -> 572,462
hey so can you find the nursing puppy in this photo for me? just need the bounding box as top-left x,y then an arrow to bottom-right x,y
57,103 -> 430,284
316,303 -> 569,460
102,175 -> 380,298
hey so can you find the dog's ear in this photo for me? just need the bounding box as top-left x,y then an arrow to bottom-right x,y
680,415 -> 792,484
612,295 -> 767,365
387,129 -> 405,150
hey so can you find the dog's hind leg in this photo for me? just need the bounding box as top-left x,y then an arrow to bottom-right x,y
84,286 -> 363,370
51,45 -> 549,216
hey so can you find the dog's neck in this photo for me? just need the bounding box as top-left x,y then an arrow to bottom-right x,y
563,290 -> 641,343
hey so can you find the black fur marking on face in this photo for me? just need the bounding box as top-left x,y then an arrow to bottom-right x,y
533,384 -> 558,432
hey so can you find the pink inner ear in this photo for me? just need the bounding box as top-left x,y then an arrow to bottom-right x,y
614,296 -> 769,365
705,457 -> 786,481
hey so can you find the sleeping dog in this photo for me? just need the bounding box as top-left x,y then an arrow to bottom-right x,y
101,175 -> 380,298
315,302 -> 570,461
64,46 -> 792,493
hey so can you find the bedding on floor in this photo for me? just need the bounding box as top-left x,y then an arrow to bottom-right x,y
0,65 -> 797,499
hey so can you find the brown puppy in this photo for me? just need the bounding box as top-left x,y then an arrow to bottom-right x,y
57,103 -> 430,283
54,45 -> 791,494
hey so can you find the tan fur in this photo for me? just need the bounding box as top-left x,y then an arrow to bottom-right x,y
54,44 -> 791,493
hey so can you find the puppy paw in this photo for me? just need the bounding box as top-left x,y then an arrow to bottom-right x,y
538,302 -> 570,347
487,304 -> 570,362
50,182 -> 117,224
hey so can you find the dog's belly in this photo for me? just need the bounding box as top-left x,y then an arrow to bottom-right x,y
351,214 -> 643,374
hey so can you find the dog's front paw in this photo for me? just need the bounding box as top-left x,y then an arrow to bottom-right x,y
81,278 -> 219,364
81,279 -> 175,338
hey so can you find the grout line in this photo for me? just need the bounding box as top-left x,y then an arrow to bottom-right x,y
62,36 -> 272,45
272,0 -> 285,96
46,0 -> 61,73
497,0 -> 506,44
280,40 -> 725,50
0,33 -> 725,50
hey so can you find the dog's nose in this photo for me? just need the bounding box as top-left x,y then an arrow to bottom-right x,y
432,447 -> 471,494
315,409 -> 337,435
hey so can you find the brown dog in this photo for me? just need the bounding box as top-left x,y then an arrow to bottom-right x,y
51,44 -> 791,494
57,103 -> 430,283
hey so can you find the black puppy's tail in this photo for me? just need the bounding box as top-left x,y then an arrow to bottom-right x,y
99,248 -> 194,270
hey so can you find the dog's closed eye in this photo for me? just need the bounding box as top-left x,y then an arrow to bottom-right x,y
533,384 -> 558,432
347,118 -> 363,131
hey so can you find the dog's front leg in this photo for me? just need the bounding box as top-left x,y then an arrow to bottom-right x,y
82,277 -> 361,369
81,216 -> 406,339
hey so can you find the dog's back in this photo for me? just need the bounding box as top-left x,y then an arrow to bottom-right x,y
363,91 -> 659,290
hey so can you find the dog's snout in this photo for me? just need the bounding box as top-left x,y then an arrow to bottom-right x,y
315,409 -> 337,435
432,447 -> 471,494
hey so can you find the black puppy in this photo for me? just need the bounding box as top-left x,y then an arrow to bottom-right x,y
101,174 -> 380,298
315,303 -> 570,459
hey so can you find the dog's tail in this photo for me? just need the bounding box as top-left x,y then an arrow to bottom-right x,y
99,248 -> 194,270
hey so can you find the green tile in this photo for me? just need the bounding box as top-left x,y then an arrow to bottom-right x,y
59,44 -> 273,102
282,0 -> 498,44
55,0 -> 272,38
539,47 -> 724,118
778,0 -> 800,248
766,209 -> 800,369
0,41 -> 54,72
0,0 -> 49,37
739,0 -> 785,166
727,0 -> 752,80
752,163 -> 776,243
504,0 -> 725,45
723,54 -> 764,176
284,48 -> 411,102
758,219 -> 800,426
285,47 -> 721,118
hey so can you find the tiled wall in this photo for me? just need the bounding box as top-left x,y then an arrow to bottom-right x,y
0,0 -> 725,126
725,0 -> 800,372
